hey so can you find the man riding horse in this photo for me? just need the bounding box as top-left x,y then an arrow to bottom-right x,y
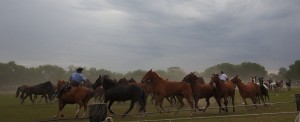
56,67 -> 87,98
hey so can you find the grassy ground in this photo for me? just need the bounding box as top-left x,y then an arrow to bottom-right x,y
0,88 -> 299,122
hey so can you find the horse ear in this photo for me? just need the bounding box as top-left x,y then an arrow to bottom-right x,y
235,75 -> 238,78
150,69 -> 152,71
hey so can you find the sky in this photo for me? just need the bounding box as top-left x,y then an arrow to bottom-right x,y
0,0 -> 300,73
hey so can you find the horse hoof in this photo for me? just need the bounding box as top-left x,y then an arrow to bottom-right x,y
75,115 -> 79,118
61,114 -> 64,118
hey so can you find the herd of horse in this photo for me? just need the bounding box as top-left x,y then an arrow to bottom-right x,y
15,69 -> 290,119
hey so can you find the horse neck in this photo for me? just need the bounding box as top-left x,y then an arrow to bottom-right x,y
103,79 -> 118,91
151,73 -> 166,85
213,78 -> 223,86
234,79 -> 247,90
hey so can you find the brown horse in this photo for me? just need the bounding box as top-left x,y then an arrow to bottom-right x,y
141,69 -> 195,115
230,75 -> 265,109
53,80 -> 95,118
210,74 -> 236,113
182,72 -> 216,111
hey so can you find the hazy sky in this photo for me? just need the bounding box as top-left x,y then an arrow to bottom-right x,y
1,0 -> 300,73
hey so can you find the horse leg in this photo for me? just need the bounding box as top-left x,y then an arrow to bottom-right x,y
231,96 -> 235,112
82,102 -> 88,118
242,98 -> 248,110
215,96 -> 224,113
185,95 -> 195,116
29,94 -> 35,104
259,94 -> 266,107
194,97 -> 200,111
107,101 -> 115,115
203,97 -> 210,112
21,94 -> 28,104
123,100 -> 136,117
175,96 -> 184,114
251,97 -> 257,109
223,97 -> 229,112
44,95 -> 49,103
75,101 -> 84,118
155,95 -> 165,112
53,102 -> 66,118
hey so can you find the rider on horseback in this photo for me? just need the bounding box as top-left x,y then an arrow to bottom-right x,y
219,71 -> 228,82
56,67 -> 87,98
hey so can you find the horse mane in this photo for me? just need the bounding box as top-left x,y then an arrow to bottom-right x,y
150,70 -> 164,81
93,75 -> 103,89
103,76 -> 119,91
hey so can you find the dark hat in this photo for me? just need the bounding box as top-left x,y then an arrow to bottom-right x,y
77,67 -> 84,72
220,71 -> 224,74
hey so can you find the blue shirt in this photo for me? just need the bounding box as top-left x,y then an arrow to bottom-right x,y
70,72 -> 87,83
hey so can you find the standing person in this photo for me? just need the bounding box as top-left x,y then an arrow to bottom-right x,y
219,71 -> 228,82
56,67 -> 87,98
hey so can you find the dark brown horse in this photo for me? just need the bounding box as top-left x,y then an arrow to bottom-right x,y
53,80 -> 95,118
95,75 -> 146,116
258,77 -> 270,102
210,74 -> 236,113
182,72 -> 215,111
93,76 -> 105,102
16,85 -> 30,99
231,75 -> 265,109
20,81 -> 55,104
141,69 -> 195,115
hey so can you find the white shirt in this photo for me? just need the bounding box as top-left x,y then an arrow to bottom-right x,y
219,74 -> 228,81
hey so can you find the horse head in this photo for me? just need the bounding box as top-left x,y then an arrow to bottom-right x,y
141,69 -> 154,83
128,78 -> 137,83
230,75 -> 240,84
118,77 -> 129,85
251,76 -> 257,83
182,72 -> 196,83
57,80 -> 67,90
93,75 -> 103,89
258,77 -> 264,84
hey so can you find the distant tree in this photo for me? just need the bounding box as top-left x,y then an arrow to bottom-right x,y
277,67 -> 288,80
287,60 -> 300,80
202,62 -> 267,82
124,69 -> 147,82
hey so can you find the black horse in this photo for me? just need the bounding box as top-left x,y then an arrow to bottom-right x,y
20,81 -> 55,104
94,75 -> 146,117
258,77 -> 270,102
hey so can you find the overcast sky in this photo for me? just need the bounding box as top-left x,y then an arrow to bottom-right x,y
0,0 -> 299,73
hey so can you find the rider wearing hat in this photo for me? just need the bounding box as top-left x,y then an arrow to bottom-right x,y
56,67 -> 87,98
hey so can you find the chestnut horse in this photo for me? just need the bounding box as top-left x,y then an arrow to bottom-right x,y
182,72 -> 216,111
210,74 -> 236,113
231,75 -> 265,109
53,80 -> 95,118
141,69 -> 195,115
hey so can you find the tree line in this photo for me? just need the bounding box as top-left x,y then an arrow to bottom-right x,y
1,60 -> 299,90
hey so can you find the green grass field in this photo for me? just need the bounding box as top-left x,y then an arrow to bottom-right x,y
1,88 -> 299,122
